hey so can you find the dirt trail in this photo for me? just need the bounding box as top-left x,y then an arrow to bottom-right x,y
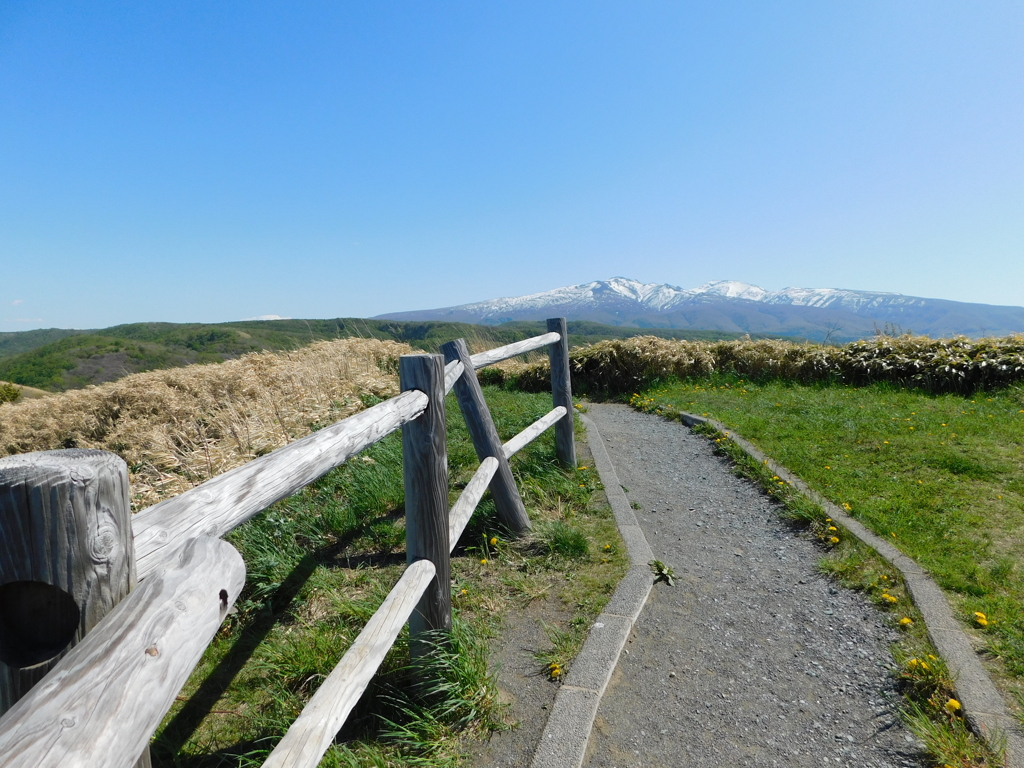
581,403 -> 925,768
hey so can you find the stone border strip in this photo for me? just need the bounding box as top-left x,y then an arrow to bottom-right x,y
529,413 -> 655,768
676,410 -> 1024,767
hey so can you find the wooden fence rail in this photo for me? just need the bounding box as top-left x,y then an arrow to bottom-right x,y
0,537 -> 245,768
0,320 -> 576,768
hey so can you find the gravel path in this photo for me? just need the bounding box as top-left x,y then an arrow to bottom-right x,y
581,404 -> 926,768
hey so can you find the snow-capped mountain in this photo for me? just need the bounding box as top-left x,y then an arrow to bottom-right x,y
376,278 -> 1024,341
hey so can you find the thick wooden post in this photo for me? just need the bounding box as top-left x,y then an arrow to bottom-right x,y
401,355 -> 451,655
546,318 -> 577,468
440,339 -> 532,534
0,448 -> 151,767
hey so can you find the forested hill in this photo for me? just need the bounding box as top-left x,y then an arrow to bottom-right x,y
0,318 -> 770,392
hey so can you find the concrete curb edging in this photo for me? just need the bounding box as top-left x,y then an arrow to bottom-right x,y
677,410 -> 1024,767
529,413 -> 655,768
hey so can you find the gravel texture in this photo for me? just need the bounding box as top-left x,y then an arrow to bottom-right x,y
581,404 -> 926,768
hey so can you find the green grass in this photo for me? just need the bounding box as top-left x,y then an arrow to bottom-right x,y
151,386 -> 626,767
632,375 -> 1024,676
627,375 -> 1024,766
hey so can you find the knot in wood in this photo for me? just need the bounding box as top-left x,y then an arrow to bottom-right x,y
90,525 -> 119,562
145,645 -> 159,657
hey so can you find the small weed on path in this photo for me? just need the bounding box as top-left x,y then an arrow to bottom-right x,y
632,377 -> 1020,767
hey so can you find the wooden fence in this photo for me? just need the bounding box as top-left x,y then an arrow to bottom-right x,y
0,318 -> 575,768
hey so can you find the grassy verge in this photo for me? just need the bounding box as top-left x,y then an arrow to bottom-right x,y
152,386 -> 626,767
631,377 -> 1024,766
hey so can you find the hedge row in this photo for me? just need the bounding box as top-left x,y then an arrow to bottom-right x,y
481,334 -> 1024,397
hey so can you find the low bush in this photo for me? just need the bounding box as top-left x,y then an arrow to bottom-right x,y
0,382 -> 21,405
485,333 -> 1024,397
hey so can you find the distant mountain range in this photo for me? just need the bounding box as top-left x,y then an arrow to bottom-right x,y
376,278 -> 1024,342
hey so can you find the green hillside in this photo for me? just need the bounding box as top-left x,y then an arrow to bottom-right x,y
499,320 -> 793,348
0,319 -> 528,391
0,317 -> 779,392
0,328 -> 88,358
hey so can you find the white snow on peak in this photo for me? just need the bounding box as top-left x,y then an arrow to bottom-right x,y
601,277 -> 689,309
692,281 -> 769,301
444,277 -> 910,317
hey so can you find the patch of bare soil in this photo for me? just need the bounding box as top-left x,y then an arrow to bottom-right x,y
466,438 -> 616,767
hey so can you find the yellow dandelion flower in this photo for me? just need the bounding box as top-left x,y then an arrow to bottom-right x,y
882,593 -> 898,603
899,617 -> 913,627
480,558 -> 487,565
490,537 -> 498,546
829,536 -> 840,544
945,699 -> 961,714
460,588 -> 468,595
907,658 -> 920,668
603,544 -> 611,551
828,526 -> 837,532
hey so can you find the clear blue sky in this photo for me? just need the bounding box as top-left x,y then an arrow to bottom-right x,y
2,2 -> 1022,331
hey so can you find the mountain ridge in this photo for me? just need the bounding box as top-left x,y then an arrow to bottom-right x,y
376,277 -> 1024,342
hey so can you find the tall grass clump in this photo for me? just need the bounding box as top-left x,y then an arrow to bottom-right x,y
485,333 -> 1024,398
0,338 -> 410,508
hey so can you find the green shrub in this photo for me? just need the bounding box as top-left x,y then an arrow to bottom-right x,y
492,333 -> 1024,397
0,382 -> 21,404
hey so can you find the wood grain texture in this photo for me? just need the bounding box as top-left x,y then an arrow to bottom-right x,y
132,390 -> 428,580
441,339 -> 532,533
469,332 -> 560,369
546,318 -> 577,468
0,536 -> 245,768
400,355 -> 451,646
502,407 -> 567,460
261,560 -> 435,768
444,359 -> 465,395
0,450 -> 135,715
448,457 -> 499,552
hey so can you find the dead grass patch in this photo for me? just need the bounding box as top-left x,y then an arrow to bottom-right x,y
0,338 -> 411,508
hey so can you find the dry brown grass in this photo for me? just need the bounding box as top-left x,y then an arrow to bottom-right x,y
0,338 -> 412,509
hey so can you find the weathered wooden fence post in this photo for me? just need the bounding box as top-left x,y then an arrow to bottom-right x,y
440,338 -> 532,534
400,354 -> 451,656
0,448 -> 151,767
546,317 -> 577,468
